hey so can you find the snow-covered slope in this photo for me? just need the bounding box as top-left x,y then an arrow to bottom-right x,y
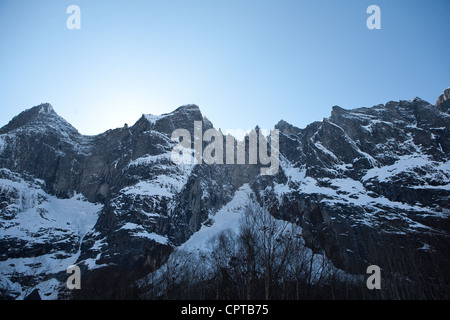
0,168 -> 102,299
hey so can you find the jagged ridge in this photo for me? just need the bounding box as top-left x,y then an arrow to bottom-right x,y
0,89 -> 449,299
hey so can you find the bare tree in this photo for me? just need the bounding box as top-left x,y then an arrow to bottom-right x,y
239,203 -> 298,300
285,225 -> 309,299
237,215 -> 261,300
207,229 -> 238,299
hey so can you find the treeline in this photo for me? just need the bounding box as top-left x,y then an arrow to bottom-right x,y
140,204 -> 363,300
138,204 -> 449,300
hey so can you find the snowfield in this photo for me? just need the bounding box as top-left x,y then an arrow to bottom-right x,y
0,173 -> 102,299
180,184 -> 254,253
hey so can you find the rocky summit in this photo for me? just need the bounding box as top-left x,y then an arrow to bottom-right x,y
0,90 -> 449,300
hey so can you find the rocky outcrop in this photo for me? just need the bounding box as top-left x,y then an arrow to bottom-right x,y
436,87 -> 450,106
436,88 -> 450,114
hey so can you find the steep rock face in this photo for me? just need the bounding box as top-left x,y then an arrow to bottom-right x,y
1,89 -> 450,299
0,103 -> 92,199
260,97 -> 450,276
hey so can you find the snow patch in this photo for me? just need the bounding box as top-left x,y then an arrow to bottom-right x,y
144,114 -> 167,125
119,222 -> 168,244
126,152 -> 172,168
180,184 -> 254,253
362,154 -> 448,182
314,141 -> 339,161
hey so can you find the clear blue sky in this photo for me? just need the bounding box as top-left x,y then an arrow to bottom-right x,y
0,0 -> 449,135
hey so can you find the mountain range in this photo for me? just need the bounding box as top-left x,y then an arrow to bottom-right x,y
0,88 -> 449,299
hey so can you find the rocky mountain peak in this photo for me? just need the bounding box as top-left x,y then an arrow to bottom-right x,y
436,88 -> 450,106
436,88 -> 450,114
174,103 -> 200,112
37,102 -> 55,114
144,104 -> 201,122
140,103 -> 212,136
0,103 -> 79,137
274,119 -> 302,137
0,103 -> 51,134
164,103 -> 203,122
